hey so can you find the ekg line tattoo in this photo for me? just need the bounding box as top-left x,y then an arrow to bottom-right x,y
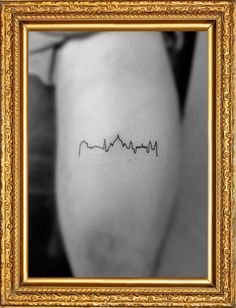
78,135 -> 158,157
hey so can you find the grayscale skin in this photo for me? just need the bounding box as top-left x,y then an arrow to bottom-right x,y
54,32 -> 181,277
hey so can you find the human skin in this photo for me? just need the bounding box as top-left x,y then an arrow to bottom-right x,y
54,32 -> 181,277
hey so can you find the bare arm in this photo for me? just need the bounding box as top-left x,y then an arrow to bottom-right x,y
54,32 -> 181,277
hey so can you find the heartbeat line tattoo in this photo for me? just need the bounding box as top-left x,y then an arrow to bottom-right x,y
78,135 -> 158,157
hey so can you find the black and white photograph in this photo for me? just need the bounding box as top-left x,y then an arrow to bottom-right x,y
28,31 -> 208,278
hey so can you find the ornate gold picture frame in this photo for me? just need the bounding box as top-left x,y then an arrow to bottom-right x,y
0,0 -> 235,307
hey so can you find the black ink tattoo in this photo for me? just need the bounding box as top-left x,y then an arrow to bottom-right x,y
78,135 -> 158,157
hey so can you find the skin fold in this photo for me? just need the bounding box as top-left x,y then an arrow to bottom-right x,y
54,32 -> 181,277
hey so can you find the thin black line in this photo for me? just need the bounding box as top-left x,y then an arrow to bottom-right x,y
78,135 -> 158,157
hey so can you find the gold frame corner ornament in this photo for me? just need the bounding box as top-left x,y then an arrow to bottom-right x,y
0,0 -> 235,307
